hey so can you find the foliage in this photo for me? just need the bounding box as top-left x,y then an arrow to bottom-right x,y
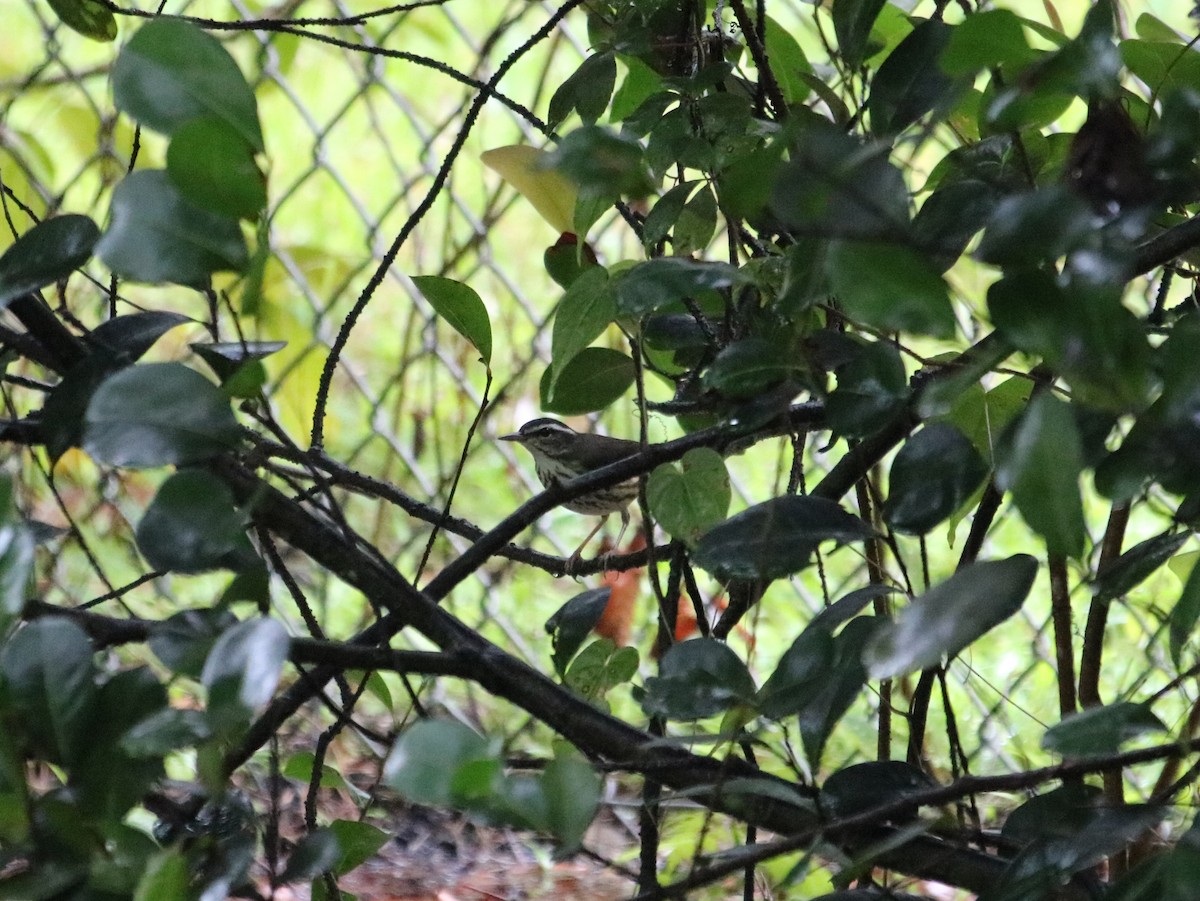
5,1 -> 1200,899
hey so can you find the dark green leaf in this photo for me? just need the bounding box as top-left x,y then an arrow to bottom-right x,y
412,275 -> 492,367
610,57 -> 662,124
941,10 -> 1038,76
673,183 -> 718,256
0,618 -> 96,767
693,495 -> 873,581
383,719 -> 492,806
1042,702 -> 1166,757
821,761 -> 936,818
1003,783 -> 1104,846
0,489 -> 35,630
540,346 -> 634,415
97,170 -> 248,285
545,588 -> 611,678
564,639 -> 639,702
771,121 -> 910,241
1121,40 -> 1200,99
976,186 -> 1095,267
92,311 -> 191,360
83,362 -> 242,468
647,448 -> 730,545
548,52 -> 617,128
642,181 -> 699,250
912,178 -> 1002,272
150,608 -> 239,678
808,586 -> 900,634
825,338 -> 909,438
615,257 -> 740,317
46,0 -> 117,41
220,564 -> 271,609
703,337 -> 808,399
869,21 -> 957,134
200,617 -> 290,729
0,215 -> 99,308
549,125 -> 654,199
762,15 -> 812,104
112,18 -> 263,149
884,422 -> 988,534
191,340 -> 286,388
995,392 -> 1086,559
550,266 -> 614,389
1170,561 -> 1200,668
1094,530 -> 1187,603
41,356 -> 124,462
827,240 -> 954,337
134,851 -> 189,901
280,829 -> 340,883
540,752 -> 600,850
799,617 -> 883,765
121,708 -> 212,756
642,638 -> 756,720
864,555 -> 1038,679
833,0 -> 888,69
136,470 -> 254,574
328,820 -> 388,876
167,116 -> 266,220
755,629 -> 834,719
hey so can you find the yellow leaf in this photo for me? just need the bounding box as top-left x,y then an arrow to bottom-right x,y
481,145 -> 577,235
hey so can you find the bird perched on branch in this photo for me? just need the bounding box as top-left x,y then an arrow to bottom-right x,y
501,418 -> 640,572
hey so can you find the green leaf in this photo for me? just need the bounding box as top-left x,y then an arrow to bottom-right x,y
1094,530 -> 1188,603
564,640 -> 639,702
615,257 -> 741,317
1002,783 -> 1104,845
826,240 -> 955,338
93,311 -> 191,360
550,266 -> 614,389
945,375 -> 1032,463
46,0 -> 117,41
1042,702 -> 1166,758
869,21 -> 957,134
672,183 -> 718,256
540,751 -> 600,851
328,820 -> 388,875
545,588 -> 611,678
136,470 -> 255,574
200,617 -> 290,730
995,392 -> 1087,559
610,57 -> 662,124
770,121 -> 910,241
150,608 -> 239,678
1120,39 -> 1200,99
884,422 -> 988,535
548,125 -> 654,199
112,18 -> 263,149
540,346 -> 634,415
0,520 -> 34,632
864,555 -> 1038,679
798,617 -> 883,765
280,829 -> 340,883
383,719 -> 492,806
642,638 -> 756,720
762,16 -> 812,104
755,629 -> 834,719
121,708 -> 212,756
833,0 -> 888,69
191,340 -> 286,382
82,362 -> 242,468
941,10 -> 1038,76
825,338 -> 909,438
693,495 -> 873,581
411,275 -> 492,366
703,337 -> 808,399
1171,561 -> 1200,668
167,116 -> 266,220
0,618 -> 96,767
548,52 -> 617,128
976,186 -> 1095,267
821,760 -> 937,818
0,215 -> 99,308
646,448 -> 730,545
97,170 -> 249,285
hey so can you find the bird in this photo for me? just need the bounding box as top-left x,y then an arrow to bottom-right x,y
500,418 -> 641,571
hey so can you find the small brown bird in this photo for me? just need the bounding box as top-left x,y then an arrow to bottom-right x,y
501,418 -> 640,570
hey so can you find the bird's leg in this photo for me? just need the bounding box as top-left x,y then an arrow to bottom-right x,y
565,514 -> 608,577
600,508 -> 631,572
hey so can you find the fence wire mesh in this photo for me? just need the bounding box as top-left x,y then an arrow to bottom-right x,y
0,0 -> 1183,838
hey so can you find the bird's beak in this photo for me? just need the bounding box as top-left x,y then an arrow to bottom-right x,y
500,432 -> 521,442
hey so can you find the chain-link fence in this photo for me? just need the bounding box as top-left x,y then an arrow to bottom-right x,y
1,0 -> 1183,834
